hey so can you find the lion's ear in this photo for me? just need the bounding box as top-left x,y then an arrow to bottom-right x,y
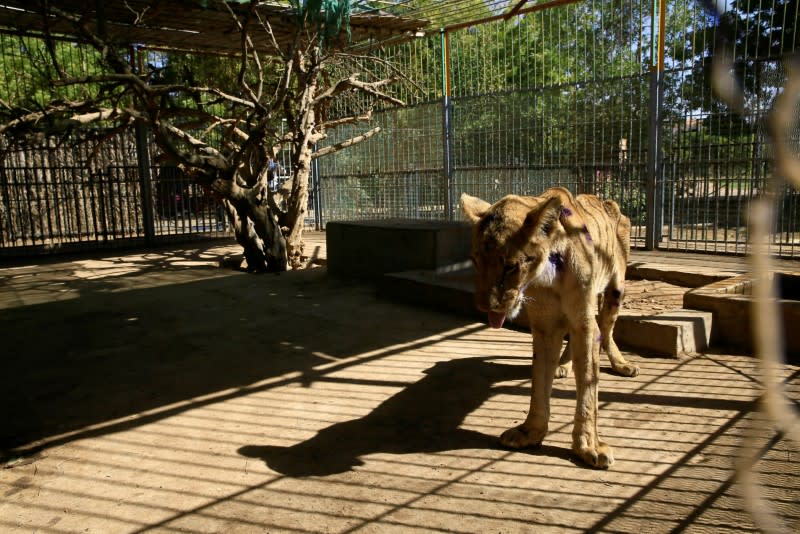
543,189 -> 587,231
460,193 -> 491,223
557,200 -> 587,234
526,195 -> 587,237
526,197 -> 562,235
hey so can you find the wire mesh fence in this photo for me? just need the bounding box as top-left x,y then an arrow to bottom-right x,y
0,133 -> 229,255
318,100 -> 447,221
316,0 -> 800,257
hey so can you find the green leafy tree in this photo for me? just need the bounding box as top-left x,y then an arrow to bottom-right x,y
664,0 -> 799,164
0,0 -> 414,270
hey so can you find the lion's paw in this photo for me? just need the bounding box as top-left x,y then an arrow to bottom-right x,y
555,365 -> 570,379
614,363 -> 640,377
574,441 -> 614,469
499,425 -> 547,449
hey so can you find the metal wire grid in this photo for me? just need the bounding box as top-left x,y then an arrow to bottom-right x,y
661,0 -> 800,256
318,0 -> 652,244
0,33 -> 106,110
317,100 -> 446,221
0,136 -> 228,253
316,0 -> 799,257
445,0 -> 650,241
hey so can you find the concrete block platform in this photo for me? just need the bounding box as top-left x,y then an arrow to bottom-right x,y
616,308 -> 713,357
326,219 -> 471,280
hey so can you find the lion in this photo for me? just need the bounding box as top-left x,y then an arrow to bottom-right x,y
461,186 -> 638,469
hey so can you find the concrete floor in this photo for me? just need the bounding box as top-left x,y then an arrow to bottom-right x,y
1,234 -> 798,533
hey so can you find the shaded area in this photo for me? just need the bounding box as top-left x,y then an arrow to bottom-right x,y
0,254 -> 469,452
240,358 -> 547,477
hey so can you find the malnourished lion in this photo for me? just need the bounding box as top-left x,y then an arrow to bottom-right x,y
461,187 -> 638,468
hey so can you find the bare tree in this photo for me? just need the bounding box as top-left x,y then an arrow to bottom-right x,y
0,0 -> 408,271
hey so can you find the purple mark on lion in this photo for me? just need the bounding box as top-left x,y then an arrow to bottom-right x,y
561,207 -> 572,217
548,252 -> 564,271
582,224 -> 592,242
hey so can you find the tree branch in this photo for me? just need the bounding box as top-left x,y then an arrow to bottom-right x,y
312,74 -> 404,107
0,103 -> 138,135
149,122 -> 225,175
313,125 -> 381,159
221,0 -> 266,109
320,109 -> 372,130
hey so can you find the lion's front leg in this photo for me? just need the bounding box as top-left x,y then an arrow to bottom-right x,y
570,321 -> 614,469
500,329 -> 563,449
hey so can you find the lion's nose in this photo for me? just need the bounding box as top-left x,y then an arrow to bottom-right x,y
487,288 -> 516,311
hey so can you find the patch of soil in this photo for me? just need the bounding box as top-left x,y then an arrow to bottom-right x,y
623,279 -> 688,314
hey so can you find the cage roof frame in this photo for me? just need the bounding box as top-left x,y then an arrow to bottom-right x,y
0,0 -> 430,55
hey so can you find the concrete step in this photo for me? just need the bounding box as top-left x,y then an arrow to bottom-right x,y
376,265 -> 478,320
379,267 -> 712,358
616,309 -> 712,357
326,220 -> 471,280
627,261 -> 743,288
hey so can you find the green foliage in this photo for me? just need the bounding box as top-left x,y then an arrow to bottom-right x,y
661,0 -> 798,181
194,0 -> 354,46
435,1 -> 649,171
666,0 -> 798,117
0,35 -> 108,109
290,0 -> 352,45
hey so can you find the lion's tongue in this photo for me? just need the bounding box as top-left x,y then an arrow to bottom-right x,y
488,311 -> 506,329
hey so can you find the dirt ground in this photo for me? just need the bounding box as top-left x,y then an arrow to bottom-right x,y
619,279 -> 686,314
1,235 -> 799,533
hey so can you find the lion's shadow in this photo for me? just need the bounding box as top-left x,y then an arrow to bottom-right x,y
239,357 -> 574,477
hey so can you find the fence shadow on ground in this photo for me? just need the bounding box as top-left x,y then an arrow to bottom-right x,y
239,357 -> 577,477
0,252 -> 472,455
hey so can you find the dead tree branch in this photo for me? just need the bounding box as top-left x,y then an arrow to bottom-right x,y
313,125 -> 381,159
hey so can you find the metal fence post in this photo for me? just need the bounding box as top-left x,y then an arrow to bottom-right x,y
645,0 -> 666,250
441,29 -> 454,220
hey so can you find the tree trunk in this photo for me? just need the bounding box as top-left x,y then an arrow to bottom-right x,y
283,52 -> 321,270
213,171 -> 288,272
284,142 -> 313,269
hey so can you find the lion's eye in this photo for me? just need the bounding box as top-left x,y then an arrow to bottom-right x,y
541,222 -> 552,235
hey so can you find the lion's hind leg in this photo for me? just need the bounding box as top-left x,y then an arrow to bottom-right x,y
599,284 -> 639,377
555,341 -> 571,379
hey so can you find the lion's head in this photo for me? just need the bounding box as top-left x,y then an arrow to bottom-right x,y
461,189 -> 589,329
